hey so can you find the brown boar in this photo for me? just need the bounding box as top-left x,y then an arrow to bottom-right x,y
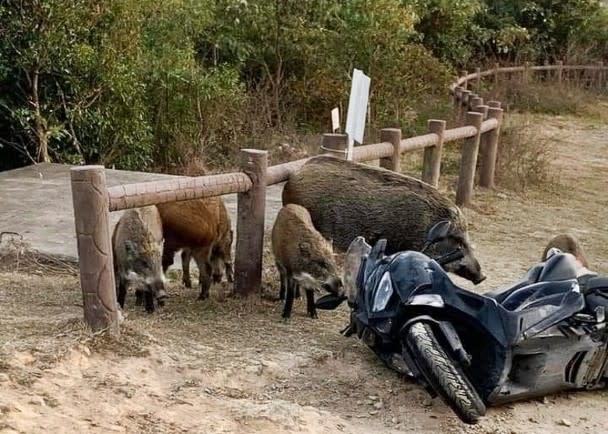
112,206 -> 167,313
542,234 -> 589,267
156,197 -> 233,300
272,204 -> 342,319
282,155 -> 485,284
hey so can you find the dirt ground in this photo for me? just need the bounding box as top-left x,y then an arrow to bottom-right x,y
1,111 -> 608,433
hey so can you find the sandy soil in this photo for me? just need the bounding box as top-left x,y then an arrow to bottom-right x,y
1,112 -> 608,434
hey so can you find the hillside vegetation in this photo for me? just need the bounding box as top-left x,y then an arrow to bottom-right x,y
1,0 -> 607,172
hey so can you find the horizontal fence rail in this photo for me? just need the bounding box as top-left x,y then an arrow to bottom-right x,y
71,61 -> 603,333
108,172 -> 253,212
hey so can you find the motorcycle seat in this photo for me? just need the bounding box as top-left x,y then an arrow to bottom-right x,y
580,275 -> 608,293
536,253 -> 579,282
486,253 -> 578,304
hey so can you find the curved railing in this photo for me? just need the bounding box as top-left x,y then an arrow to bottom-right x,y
70,61 -> 607,333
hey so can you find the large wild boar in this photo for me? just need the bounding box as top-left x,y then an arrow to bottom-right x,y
542,234 -> 589,267
156,197 -> 233,300
272,204 -> 342,319
282,155 -> 485,284
112,206 -> 167,313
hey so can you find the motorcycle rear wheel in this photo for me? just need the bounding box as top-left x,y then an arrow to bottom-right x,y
405,322 -> 486,424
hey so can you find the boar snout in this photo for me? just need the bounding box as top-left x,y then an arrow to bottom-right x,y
451,255 -> 485,285
322,275 -> 343,295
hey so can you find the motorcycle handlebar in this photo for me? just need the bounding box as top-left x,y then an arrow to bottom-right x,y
436,249 -> 465,266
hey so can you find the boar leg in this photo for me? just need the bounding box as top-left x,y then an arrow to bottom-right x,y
277,263 -> 288,301
305,289 -> 317,319
117,277 -> 127,308
135,289 -> 144,306
282,274 -> 296,319
181,249 -> 192,288
192,247 -> 212,300
143,289 -> 155,313
225,262 -> 234,283
162,240 -> 178,273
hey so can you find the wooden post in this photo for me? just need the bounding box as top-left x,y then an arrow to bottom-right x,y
422,120 -> 446,187
470,96 -> 483,112
474,104 -> 489,120
488,100 -> 501,109
319,133 -> 348,159
456,112 -> 484,207
494,62 -> 500,86
473,104 -> 489,177
557,60 -> 563,86
461,70 -> 468,89
70,166 -> 119,336
596,61 -> 604,90
475,67 -> 482,92
479,107 -> 504,189
460,90 -> 472,123
234,149 -> 267,296
522,61 -> 530,85
379,128 -> 402,172
453,86 -> 463,121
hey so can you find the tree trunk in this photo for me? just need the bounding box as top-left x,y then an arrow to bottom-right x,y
31,66 -> 50,163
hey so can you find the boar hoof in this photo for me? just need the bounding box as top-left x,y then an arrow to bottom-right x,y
183,278 -> 192,289
198,293 -> 209,301
308,310 -> 318,319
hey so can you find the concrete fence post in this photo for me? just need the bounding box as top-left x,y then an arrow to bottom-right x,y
456,112 -> 484,207
453,86 -> 463,122
488,100 -> 502,109
379,128 -> 402,172
422,120 -> 446,187
234,149 -> 267,296
473,105 -> 489,179
557,60 -> 563,86
523,61 -> 530,85
479,107 -> 504,189
460,90 -> 472,124
494,62 -> 500,86
319,133 -> 348,159
475,67 -> 482,92
597,61 -> 604,90
70,166 -> 119,336
470,96 -> 484,112
461,70 -> 468,89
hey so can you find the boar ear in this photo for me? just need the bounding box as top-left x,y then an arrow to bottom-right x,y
299,241 -> 312,258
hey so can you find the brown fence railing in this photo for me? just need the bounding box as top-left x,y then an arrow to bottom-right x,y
71,62 -> 606,334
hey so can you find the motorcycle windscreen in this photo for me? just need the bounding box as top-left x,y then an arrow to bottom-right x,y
343,236 -> 371,304
506,280 -> 585,341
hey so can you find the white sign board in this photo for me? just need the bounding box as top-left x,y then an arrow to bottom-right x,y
345,69 -> 370,160
331,107 -> 340,132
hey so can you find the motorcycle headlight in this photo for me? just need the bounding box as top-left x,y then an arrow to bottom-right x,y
372,271 -> 394,312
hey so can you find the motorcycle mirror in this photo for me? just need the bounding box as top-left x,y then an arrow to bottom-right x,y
369,238 -> 387,261
344,236 -> 372,304
315,293 -> 347,310
422,220 -> 451,253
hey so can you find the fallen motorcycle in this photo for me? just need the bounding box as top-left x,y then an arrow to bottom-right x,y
316,221 -> 608,424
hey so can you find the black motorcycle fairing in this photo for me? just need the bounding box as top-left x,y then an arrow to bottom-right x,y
361,249 -> 587,346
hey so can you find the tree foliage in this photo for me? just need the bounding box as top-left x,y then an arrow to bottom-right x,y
1,0 -> 607,171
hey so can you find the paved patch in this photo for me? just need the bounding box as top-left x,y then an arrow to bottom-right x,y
0,163 -> 284,260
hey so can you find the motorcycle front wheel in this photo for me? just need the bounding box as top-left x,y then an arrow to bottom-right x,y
405,321 -> 486,424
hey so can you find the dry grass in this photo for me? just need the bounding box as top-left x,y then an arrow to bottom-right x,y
494,115 -> 560,192
0,233 -> 78,276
